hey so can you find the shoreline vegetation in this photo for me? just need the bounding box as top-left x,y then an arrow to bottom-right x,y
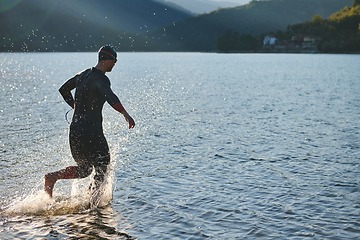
216,2 -> 360,54
0,0 -> 359,54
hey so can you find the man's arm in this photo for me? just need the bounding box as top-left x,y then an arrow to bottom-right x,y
112,102 -> 135,129
98,80 -> 135,129
59,76 -> 76,109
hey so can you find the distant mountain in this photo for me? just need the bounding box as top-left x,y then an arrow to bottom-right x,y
32,0 -> 194,33
157,0 -> 250,14
146,0 -> 354,51
0,0 -> 354,52
0,0 -> 193,52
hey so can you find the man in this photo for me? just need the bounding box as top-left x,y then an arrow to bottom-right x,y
44,45 -> 135,198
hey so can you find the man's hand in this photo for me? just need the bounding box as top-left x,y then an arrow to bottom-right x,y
116,106 -> 135,129
126,116 -> 135,129
122,111 -> 135,129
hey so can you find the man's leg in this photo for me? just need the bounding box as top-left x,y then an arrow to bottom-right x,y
93,163 -> 109,189
44,164 -> 94,197
44,166 -> 77,197
90,132 -> 110,190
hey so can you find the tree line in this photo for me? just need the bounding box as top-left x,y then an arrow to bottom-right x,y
217,0 -> 360,53
0,1 -> 161,52
1,0 -> 357,52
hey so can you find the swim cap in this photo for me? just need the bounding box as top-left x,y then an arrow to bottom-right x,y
98,45 -> 117,61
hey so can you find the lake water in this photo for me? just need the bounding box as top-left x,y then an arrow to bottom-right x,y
0,52 -> 359,239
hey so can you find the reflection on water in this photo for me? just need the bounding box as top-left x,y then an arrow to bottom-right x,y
0,166 -> 134,239
2,205 -> 134,239
1,53 -> 360,239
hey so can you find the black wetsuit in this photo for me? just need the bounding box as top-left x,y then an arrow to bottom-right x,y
59,67 -> 121,186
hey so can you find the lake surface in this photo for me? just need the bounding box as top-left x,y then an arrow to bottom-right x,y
0,52 -> 359,239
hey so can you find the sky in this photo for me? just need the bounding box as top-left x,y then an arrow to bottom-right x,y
165,0 -> 252,13
165,0 -> 251,14
212,0 -> 251,2
167,0 -> 251,5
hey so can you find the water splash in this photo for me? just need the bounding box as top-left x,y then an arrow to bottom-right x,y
1,164 -> 115,217
88,163 -> 115,209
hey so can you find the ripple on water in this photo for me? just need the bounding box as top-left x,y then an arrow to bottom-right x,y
1,53 -> 360,239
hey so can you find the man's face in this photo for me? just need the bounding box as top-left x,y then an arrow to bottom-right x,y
106,59 -> 117,72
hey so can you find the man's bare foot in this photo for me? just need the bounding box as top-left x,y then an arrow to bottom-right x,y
44,173 -> 57,198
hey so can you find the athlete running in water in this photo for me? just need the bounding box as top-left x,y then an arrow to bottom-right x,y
44,45 -> 135,198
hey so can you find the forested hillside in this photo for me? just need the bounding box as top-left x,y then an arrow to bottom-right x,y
289,2 -> 360,52
146,0 -> 353,51
0,0 -> 192,52
216,2 -> 360,53
0,0 -> 355,52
